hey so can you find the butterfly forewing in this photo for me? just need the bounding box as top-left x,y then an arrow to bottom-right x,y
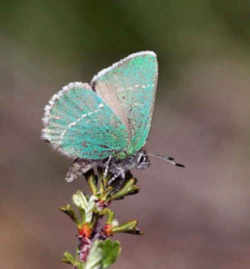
42,82 -> 129,159
91,51 -> 158,155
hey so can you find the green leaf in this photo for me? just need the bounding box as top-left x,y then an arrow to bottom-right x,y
99,240 -> 121,269
85,240 -> 103,269
110,178 -> 139,200
85,195 -> 97,223
112,220 -> 142,235
62,251 -> 76,265
73,191 -> 88,210
85,240 -> 121,269
60,204 -> 79,224
87,174 -> 98,195
72,192 -> 97,223
78,208 -> 86,225
99,208 -> 115,224
77,262 -> 85,269
62,251 -> 85,269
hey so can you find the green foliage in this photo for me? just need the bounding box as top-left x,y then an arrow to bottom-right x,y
110,178 -> 139,200
72,191 -> 89,210
60,204 -> 79,225
61,170 -> 141,268
62,251 -> 76,265
72,191 -> 97,223
85,240 -> 103,269
84,240 -> 121,269
62,251 -> 83,268
87,173 -> 98,195
62,240 -> 120,269
112,220 -> 142,235
99,240 -> 121,269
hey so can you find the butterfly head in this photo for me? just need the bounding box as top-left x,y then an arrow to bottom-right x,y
135,150 -> 150,169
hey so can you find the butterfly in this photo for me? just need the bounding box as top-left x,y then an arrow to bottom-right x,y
42,51 -> 183,183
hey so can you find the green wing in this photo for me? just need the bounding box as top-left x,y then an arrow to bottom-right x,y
91,51 -> 158,155
42,82 -> 129,159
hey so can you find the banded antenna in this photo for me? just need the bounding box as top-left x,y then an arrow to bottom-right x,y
148,153 -> 185,168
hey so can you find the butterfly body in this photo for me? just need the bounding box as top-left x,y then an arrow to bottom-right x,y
42,51 -> 158,181
65,149 -> 150,183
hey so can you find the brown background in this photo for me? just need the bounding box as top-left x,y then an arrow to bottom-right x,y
1,1 -> 250,268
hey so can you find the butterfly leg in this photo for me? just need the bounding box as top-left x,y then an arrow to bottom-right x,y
65,159 -> 96,182
103,155 -> 112,179
108,167 -> 125,185
107,173 -> 120,185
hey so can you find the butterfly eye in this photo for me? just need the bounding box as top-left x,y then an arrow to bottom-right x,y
137,152 -> 147,164
137,154 -> 144,164
136,152 -> 150,169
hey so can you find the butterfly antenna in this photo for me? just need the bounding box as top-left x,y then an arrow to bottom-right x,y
148,153 -> 185,168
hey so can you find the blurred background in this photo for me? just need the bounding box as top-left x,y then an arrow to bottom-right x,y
1,1 -> 250,268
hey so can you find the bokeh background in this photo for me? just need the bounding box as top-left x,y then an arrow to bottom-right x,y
1,1 -> 250,268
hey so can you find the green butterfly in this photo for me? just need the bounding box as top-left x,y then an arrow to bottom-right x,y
42,51 -> 183,182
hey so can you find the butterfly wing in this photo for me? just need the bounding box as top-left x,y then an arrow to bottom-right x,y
42,82 -> 129,159
91,51 -> 158,155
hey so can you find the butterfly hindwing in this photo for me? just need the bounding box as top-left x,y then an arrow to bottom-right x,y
91,51 -> 158,155
42,82 -> 129,159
